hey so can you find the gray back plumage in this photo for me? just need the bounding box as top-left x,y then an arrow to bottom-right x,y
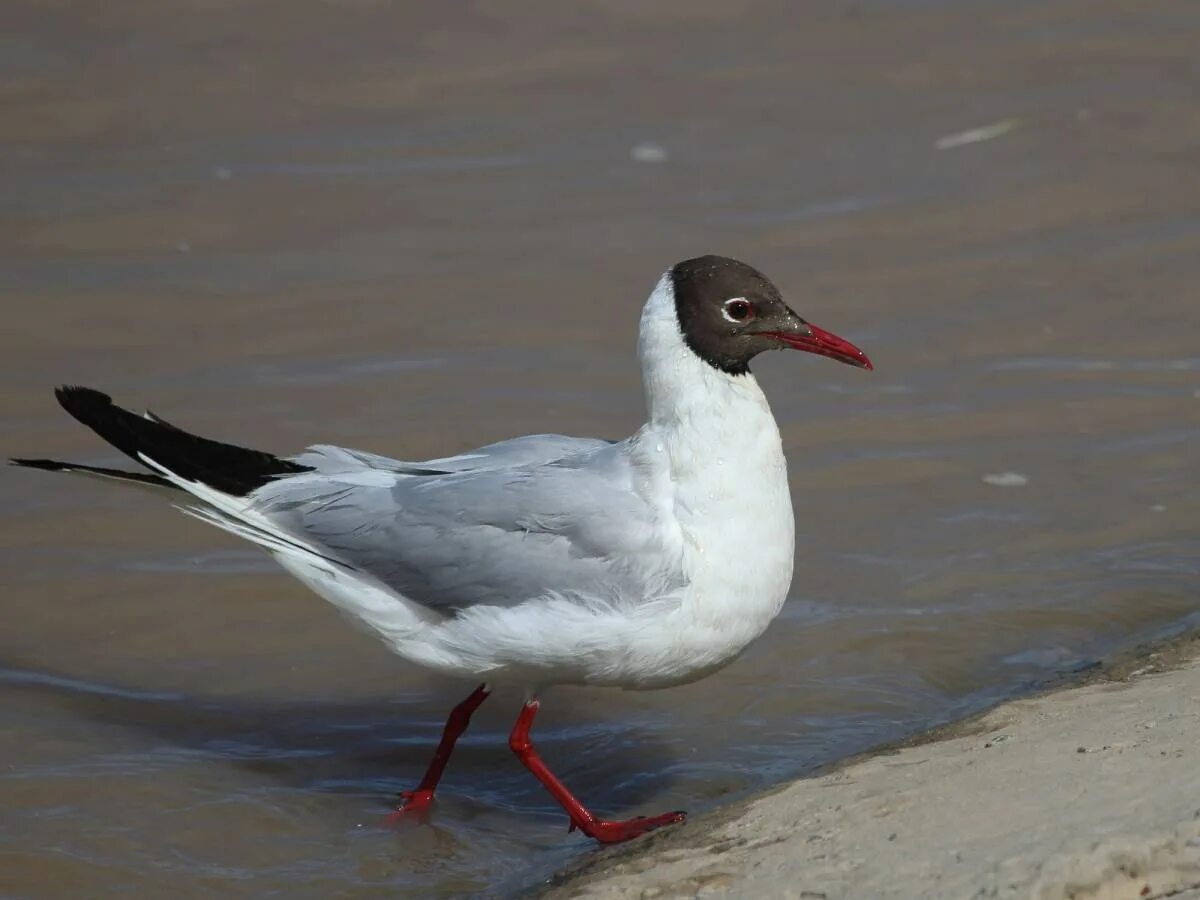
258,435 -> 683,613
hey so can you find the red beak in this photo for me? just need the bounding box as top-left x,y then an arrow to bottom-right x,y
768,321 -> 873,370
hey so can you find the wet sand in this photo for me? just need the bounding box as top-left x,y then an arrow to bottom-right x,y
544,632 -> 1200,899
3,0 -> 1200,896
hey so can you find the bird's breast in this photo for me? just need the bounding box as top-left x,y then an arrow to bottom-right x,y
663,421 -> 796,652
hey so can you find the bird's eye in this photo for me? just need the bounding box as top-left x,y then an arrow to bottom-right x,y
723,298 -> 754,323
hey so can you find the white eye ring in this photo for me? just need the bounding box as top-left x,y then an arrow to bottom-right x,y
722,297 -> 753,324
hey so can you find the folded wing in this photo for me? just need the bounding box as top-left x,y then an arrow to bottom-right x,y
255,438 -> 683,613
21,386 -> 684,621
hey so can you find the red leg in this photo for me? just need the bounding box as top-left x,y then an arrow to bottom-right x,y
390,683 -> 491,821
508,698 -> 686,844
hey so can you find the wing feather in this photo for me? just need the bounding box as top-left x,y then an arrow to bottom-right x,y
252,439 -> 680,613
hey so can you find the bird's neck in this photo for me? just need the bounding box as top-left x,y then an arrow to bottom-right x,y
635,274 -> 794,638
637,273 -> 776,435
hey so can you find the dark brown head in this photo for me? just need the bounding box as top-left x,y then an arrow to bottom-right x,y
669,255 -> 872,376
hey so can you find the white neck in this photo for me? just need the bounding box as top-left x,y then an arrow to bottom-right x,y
637,272 -> 771,426
631,271 -> 796,656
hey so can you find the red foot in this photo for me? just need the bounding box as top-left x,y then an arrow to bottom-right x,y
384,683 -> 491,826
388,789 -> 435,823
509,698 -> 686,845
569,810 -> 687,844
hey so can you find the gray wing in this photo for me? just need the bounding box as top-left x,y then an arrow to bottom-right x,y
257,437 -> 681,612
291,433 -> 615,475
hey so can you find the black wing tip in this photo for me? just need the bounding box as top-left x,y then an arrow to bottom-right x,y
55,385 -> 114,419
10,456 -> 177,488
44,383 -> 311,496
10,457 -> 72,472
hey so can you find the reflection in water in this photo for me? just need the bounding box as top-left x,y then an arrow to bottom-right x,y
3,0 -> 1200,896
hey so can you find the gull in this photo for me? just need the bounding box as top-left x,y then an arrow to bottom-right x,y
12,255 -> 872,843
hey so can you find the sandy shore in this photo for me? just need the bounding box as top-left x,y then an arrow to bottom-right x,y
542,634 -> 1200,900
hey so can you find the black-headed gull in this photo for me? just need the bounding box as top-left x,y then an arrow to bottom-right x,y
13,255 -> 872,843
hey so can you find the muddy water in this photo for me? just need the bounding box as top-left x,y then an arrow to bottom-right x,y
3,1 -> 1200,896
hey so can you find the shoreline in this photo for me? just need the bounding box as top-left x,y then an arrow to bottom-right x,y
540,629 -> 1200,899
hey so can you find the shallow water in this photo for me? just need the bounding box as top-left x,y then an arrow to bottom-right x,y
3,1 -> 1200,896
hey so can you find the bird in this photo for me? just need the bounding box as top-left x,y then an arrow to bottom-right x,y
12,255 -> 872,844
